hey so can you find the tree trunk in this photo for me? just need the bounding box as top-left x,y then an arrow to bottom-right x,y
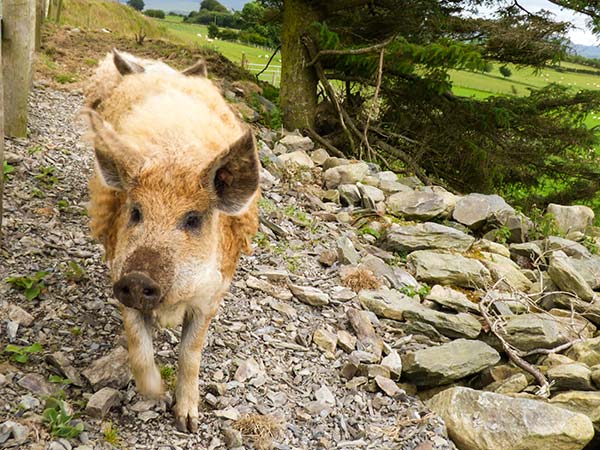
3,0 -> 36,137
280,0 -> 321,131
0,0 -> 4,232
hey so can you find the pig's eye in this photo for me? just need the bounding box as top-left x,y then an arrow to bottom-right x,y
181,211 -> 203,231
129,205 -> 142,225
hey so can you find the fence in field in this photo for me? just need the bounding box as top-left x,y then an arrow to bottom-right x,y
240,52 -> 281,86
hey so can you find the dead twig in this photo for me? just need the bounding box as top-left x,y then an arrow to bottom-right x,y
479,287 -> 551,397
302,127 -> 345,158
362,47 -> 385,160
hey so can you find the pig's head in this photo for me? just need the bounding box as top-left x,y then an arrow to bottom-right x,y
84,109 -> 259,312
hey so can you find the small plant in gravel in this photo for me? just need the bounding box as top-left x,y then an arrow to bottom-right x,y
159,364 -> 176,391
57,199 -> 69,211
28,145 -> 43,155
64,260 -> 87,283
48,375 -> 73,385
253,231 -> 271,249
30,187 -> 45,199
359,226 -> 381,240
43,397 -> 83,439
6,271 -> 49,300
4,342 -> 43,364
102,421 -> 121,446
70,326 -> 82,336
399,284 -> 431,298
3,161 -> 14,181
34,166 -> 58,187
258,197 -> 277,214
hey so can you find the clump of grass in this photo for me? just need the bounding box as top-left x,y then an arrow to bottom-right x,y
340,267 -> 381,292
103,421 -> 121,446
234,413 -> 283,450
5,271 -> 49,300
54,73 -> 78,84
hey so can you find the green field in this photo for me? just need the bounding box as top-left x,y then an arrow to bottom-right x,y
158,16 -> 281,84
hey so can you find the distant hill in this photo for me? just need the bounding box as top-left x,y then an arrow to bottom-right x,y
118,0 -> 249,13
571,43 -> 600,59
62,0 -> 170,38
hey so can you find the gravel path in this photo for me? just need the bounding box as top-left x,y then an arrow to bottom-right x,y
0,87 -> 454,450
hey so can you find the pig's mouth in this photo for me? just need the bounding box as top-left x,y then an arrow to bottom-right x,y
113,271 -> 164,311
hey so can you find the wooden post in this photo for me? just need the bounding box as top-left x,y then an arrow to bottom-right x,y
0,0 -> 4,232
54,0 -> 61,23
35,0 -> 44,50
241,52 -> 247,70
3,0 -> 36,137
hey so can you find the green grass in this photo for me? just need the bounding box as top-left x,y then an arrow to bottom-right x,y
155,18 -> 281,84
451,62 -> 600,129
451,62 -> 600,97
60,0 -> 170,38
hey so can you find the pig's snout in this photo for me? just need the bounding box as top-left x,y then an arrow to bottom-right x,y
113,272 -> 162,310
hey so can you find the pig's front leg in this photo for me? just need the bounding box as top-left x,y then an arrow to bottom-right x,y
122,307 -> 164,398
174,307 -> 216,432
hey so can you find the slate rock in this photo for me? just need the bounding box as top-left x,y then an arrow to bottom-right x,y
387,191 -> 451,220
547,204 -> 594,235
402,339 -> 500,386
323,162 -> 369,189
82,346 -> 131,391
547,363 -> 594,391
453,193 -> 514,229
548,252 -> 595,302
428,387 -> 594,450
407,250 -> 492,289
383,222 -> 475,253
85,387 -> 121,419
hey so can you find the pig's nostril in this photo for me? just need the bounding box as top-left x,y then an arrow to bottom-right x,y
121,286 -> 130,295
143,287 -> 156,297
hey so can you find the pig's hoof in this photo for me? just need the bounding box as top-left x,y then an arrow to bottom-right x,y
174,404 -> 199,433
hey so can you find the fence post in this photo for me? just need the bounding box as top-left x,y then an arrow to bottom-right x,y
35,0 -> 43,50
0,0 -> 4,232
3,0 -> 36,138
241,52 -> 247,70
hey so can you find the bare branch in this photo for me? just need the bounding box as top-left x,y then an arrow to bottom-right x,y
307,35 -> 395,67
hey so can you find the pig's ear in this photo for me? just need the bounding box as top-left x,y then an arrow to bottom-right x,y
113,49 -> 144,76
207,129 -> 259,214
82,109 -> 139,191
182,59 -> 208,77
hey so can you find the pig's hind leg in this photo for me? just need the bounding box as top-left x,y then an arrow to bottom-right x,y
173,306 -> 217,432
122,307 -> 165,398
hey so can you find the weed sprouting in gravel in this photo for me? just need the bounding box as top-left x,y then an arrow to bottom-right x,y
64,260 -> 87,283
43,397 -> 83,439
3,161 -> 14,181
6,270 -> 49,300
34,166 -> 58,188
102,421 -> 121,446
4,342 -> 43,364
159,364 -> 177,391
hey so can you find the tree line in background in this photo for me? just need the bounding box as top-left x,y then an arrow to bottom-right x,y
185,0 -> 280,47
